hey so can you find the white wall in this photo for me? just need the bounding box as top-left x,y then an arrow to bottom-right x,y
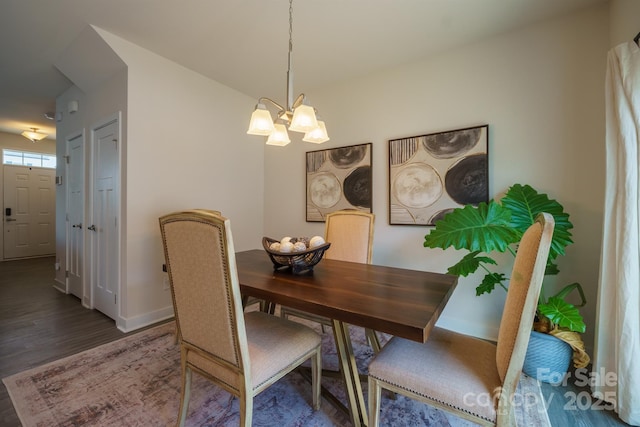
95,28 -> 264,331
0,132 -> 56,262
264,4 -> 608,351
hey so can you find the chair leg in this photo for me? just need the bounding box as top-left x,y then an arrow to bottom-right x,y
311,348 -> 322,410
365,328 -> 382,353
496,387 -> 516,427
240,392 -> 253,427
177,366 -> 192,427
368,376 -> 382,427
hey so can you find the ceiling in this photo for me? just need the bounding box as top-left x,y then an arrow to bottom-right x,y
0,0 -> 606,140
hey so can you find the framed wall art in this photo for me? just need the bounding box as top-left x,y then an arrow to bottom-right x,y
388,125 -> 489,225
306,143 -> 372,222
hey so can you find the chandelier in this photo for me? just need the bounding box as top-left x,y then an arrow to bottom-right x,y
21,127 -> 48,142
246,0 -> 329,146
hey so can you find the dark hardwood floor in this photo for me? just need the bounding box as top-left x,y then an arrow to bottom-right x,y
0,256 -> 631,426
0,256 -> 167,426
539,370 -> 629,426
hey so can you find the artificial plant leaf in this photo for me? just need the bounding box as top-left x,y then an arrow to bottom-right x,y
476,273 -> 506,296
447,251 -> 497,277
500,184 -> 574,260
538,296 -> 586,333
424,201 -> 520,253
545,262 -> 560,276
552,282 -> 587,308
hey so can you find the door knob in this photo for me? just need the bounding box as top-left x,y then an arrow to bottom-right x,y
6,218 -> 16,222
88,225 -> 96,231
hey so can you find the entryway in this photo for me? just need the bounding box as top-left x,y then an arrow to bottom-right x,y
3,165 -> 55,259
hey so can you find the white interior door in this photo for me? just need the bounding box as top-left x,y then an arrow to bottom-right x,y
67,133 -> 84,298
91,119 -> 119,320
3,165 -> 55,259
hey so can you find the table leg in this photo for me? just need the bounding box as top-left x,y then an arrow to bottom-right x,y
332,319 -> 368,427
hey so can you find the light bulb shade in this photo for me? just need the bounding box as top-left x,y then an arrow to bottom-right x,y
303,120 -> 330,143
288,104 -> 318,133
247,104 -> 275,136
266,123 -> 291,146
21,128 -> 47,142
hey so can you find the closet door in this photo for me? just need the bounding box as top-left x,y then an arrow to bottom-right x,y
90,118 -> 120,321
67,132 -> 84,298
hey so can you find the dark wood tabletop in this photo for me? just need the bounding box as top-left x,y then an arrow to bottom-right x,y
236,249 -> 458,343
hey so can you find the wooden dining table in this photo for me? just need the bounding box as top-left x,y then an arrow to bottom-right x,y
236,249 -> 458,427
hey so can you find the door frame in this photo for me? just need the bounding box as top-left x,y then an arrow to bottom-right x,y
89,112 -> 122,326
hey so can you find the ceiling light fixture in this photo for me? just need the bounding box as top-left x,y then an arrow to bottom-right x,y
21,127 -> 48,142
246,0 -> 329,146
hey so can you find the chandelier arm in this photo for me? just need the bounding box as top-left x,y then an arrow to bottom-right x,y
291,93 -> 305,109
258,97 -> 286,115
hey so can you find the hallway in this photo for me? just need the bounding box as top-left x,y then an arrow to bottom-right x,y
0,256 -> 131,425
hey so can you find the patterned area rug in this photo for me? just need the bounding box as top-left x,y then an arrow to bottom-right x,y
3,320 -> 550,426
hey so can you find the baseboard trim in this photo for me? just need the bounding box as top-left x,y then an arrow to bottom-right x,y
117,306 -> 175,333
53,279 -> 67,294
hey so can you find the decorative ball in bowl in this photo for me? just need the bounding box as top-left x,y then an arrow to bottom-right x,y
262,236 -> 331,275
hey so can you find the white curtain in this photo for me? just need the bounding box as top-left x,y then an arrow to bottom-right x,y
594,40 -> 640,426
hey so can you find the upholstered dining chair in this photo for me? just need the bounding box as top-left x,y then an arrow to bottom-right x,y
367,212 -> 555,426
280,209 -> 381,351
159,210 -> 322,427
169,209 -> 221,346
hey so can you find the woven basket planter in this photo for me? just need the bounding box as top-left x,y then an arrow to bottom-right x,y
523,330 -> 572,385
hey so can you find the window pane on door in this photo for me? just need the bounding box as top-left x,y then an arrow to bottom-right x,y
3,150 -> 23,165
2,149 -> 56,169
42,155 -> 56,168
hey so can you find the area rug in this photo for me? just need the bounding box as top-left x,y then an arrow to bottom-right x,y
3,320 -> 550,426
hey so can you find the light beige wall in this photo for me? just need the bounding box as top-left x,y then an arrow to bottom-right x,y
96,28 -> 264,331
0,132 -> 55,152
263,4 -> 608,351
609,0 -> 640,47
0,132 -> 56,262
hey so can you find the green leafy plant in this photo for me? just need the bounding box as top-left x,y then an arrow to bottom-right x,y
424,184 -> 586,334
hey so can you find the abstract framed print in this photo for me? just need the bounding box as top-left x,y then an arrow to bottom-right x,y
389,125 -> 488,225
306,143 -> 372,222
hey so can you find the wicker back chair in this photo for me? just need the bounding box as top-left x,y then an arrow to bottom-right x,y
159,210 -> 321,427
367,213 -> 554,426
